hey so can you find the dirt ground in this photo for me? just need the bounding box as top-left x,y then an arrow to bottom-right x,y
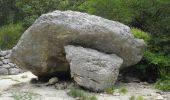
0,72 -> 169,100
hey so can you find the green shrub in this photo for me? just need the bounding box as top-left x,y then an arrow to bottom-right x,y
129,95 -> 144,100
130,28 -> 170,90
119,87 -> 128,95
79,0 -> 133,25
15,0 -> 86,27
104,86 -> 117,94
144,50 -> 170,67
129,95 -> 135,100
136,96 -> 144,100
68,87 -> 97,100
155,79 -> 170,91
150,35 -> 170,55
131,28 -> 150,43
0,23 -> 23,49
0,0 -> 22,26
144,50 -> 170,82
104,86 -> 128,95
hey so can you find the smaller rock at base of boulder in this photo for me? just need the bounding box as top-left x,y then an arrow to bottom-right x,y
0,67 -> 8,75
9,68 -> 20,75
65,45 -> 123,91
46,77 -> 59,85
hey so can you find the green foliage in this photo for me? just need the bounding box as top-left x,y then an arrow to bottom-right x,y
119,87 -> 128,95
0,23 -> 23,49
90,96 -> 97,100
68,87 -> 97,100
129,95 -> 144,100
144,50 -> 170,67
150,35 -> 170,55
15,0 -> 58,27
144,50 -> 170,85
104,86 -> 116,94
131,28 -> 150,43
130,27 -> 170,91
105,86 -> 128,95
136,96 -> 144,100
79,0 -> 133,25
129,95 -> 135,100
155,79 -> 170,91
15,0 -> 86,27
132,27 -> 170,68
0,0 -> 21,26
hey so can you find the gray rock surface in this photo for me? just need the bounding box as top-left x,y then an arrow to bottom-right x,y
2,64 -> 11,68
0,67 -> 8,75
0,57 -> 4,60
0,49 -> 23,75
47,77 -> 59,85
2,59 -> 10,64
8,63 -> 15,67
8,68 -> 20,75
10,10 -> 145,77
4,54 -> 10,59
0,61 -> 3,66
0,51 -> 8,56
65,45 -> 123,91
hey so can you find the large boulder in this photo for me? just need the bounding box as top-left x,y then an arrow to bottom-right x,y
65,45 -> 123,91
10,10 -> 145,77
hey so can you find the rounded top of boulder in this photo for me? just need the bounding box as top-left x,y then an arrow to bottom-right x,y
11,10 -> 145,77
35,10 -> 130,34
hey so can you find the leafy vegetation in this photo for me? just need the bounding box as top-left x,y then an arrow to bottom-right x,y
15,0 -> 86,27
129,95 -> 144,100
131,28 -> 150,43
131,28 -> 170,90
104,86 -> 116,94
0,0 -> 21,26
0,23 -> 23,49
104,86 -> 128,95
79,0 -> 133,24
136,96 -> 144,100
119,87 -> 128,95
129,95 -> 135,100
68,87 -> 97,100
155,79 -> 170,91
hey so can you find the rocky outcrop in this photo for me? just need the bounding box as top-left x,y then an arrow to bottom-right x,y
65,45 -> 123,91
10,10 -> 145,78
0,49 -> 23,75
